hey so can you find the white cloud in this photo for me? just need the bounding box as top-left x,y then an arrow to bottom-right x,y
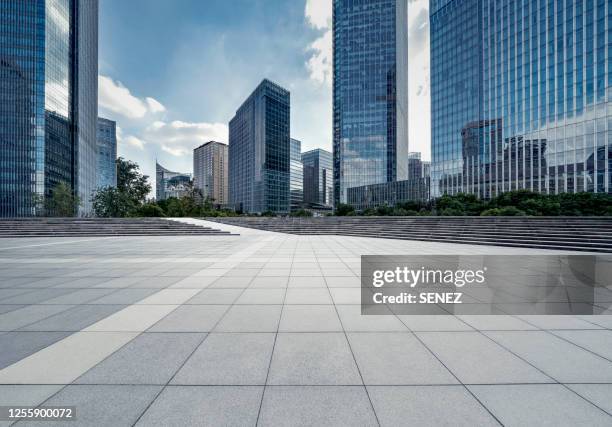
98,75 -> 166,119
123,135 -> 146,150
305,0 -> 332,29
305,0 -> 332,86
143,120 -> 228,158
146,97 -> 166,113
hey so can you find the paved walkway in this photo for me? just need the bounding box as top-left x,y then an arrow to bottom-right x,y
0,220 -> 611,426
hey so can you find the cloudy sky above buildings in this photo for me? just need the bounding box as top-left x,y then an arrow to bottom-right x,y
98,0 -> 430,183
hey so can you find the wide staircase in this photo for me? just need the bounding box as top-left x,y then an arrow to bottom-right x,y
208,216 -> 612,252
0,218 -> 236,237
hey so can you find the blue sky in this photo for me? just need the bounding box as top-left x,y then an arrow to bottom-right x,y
98,0 -> 430,186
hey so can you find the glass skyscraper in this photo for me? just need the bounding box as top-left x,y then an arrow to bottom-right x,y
290,138 -> 303,211
193,141 -> 229,205
96,117 -> 117,189
430,0 -> 611,198
333,0 -> 409,204
0,0 -> 98,217
228,79 -> 290,214
302,148 -> 334,208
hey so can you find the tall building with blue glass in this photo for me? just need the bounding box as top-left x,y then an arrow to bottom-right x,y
430,0 -> 611,198
0,0 -> 98,216
333,0 -> 409,205
290,138 -> 303,211
96,118 -> 117,189
228,79 -> 290,214
302,148 -> 334,208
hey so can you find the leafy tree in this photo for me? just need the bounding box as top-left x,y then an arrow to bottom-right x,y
481,206 -> 526,216
134,202 -> 166,217
46,182 -> 81,217
335,203 -> 355,216
92,158 -> 151,217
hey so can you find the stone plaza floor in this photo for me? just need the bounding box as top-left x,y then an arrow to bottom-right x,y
0,219 -> 611,426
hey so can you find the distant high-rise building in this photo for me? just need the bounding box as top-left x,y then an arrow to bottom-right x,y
193,141 -> 228,205
156,162 -> 191,201
407,152 -> 430,181
0,0 -> 99,216
430,0 -> 611,198
333,0 -> 409,204
302,148 -> 333,208
228,79 -> 290,214
96,118 -> 117,189
290,138 -> 303,211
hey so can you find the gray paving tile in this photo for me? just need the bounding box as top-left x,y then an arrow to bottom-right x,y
249,276 -> 288,288
398,314 -> 474,332
259,386 -> 377,427
208,276 -> 253,288
517,315 -> 603,330
172,333 -> 274,385
329,288 -> 362,304
337,305 -> 408,331
0,288 -> 74,304
235,288 -> 285,304
0,304 -> 74,331
0,331 -> 71,369
185,288 -> 243,304
284,288 -> 333,304
148,305 -> 228,332
0,304 -> 24,315
136,386 -> 263,426
20,304 -> 127,332
348,332 -> 458,385
214,305 -> 282,332
485,330 -> 612,383
268,333 -> 361,385
368,386 -> 499,427
42,288 -> 117,304
89,288 -> 158,304
567,384 -> 612,415
468,384 -> 612,427
417,332 -> 551,384
287,276 -> 326,288
278,305 -> 342,332
75,332 -> 203,385
19,385 -> 162,427
551,330 -> 612,360
457,315 -> 537,331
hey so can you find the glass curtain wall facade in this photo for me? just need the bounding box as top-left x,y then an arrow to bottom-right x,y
155,162 -> 191,201
96,117 -> 117,189
302,148 -> 334,208
347,178 -> 430,210
430,0 -> 611,198
333,0 -> 409,205
0,0 -> 98,217
193,141 -> 229,205
228,79 -> 290,214
290,138 -> 303,211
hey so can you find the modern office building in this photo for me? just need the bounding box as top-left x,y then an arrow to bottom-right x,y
0,0 -> 99,216
228,79 -> 290,214
193,141 -> 228,205
96,117 -> 117,189
302,148 -> 334,208
430,0 -> 611,198
407,152 -> 431,181
156,162 -> 192,201
347,178 -> 430,211
290,138 -> 303,211
333,0 -> 409,204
